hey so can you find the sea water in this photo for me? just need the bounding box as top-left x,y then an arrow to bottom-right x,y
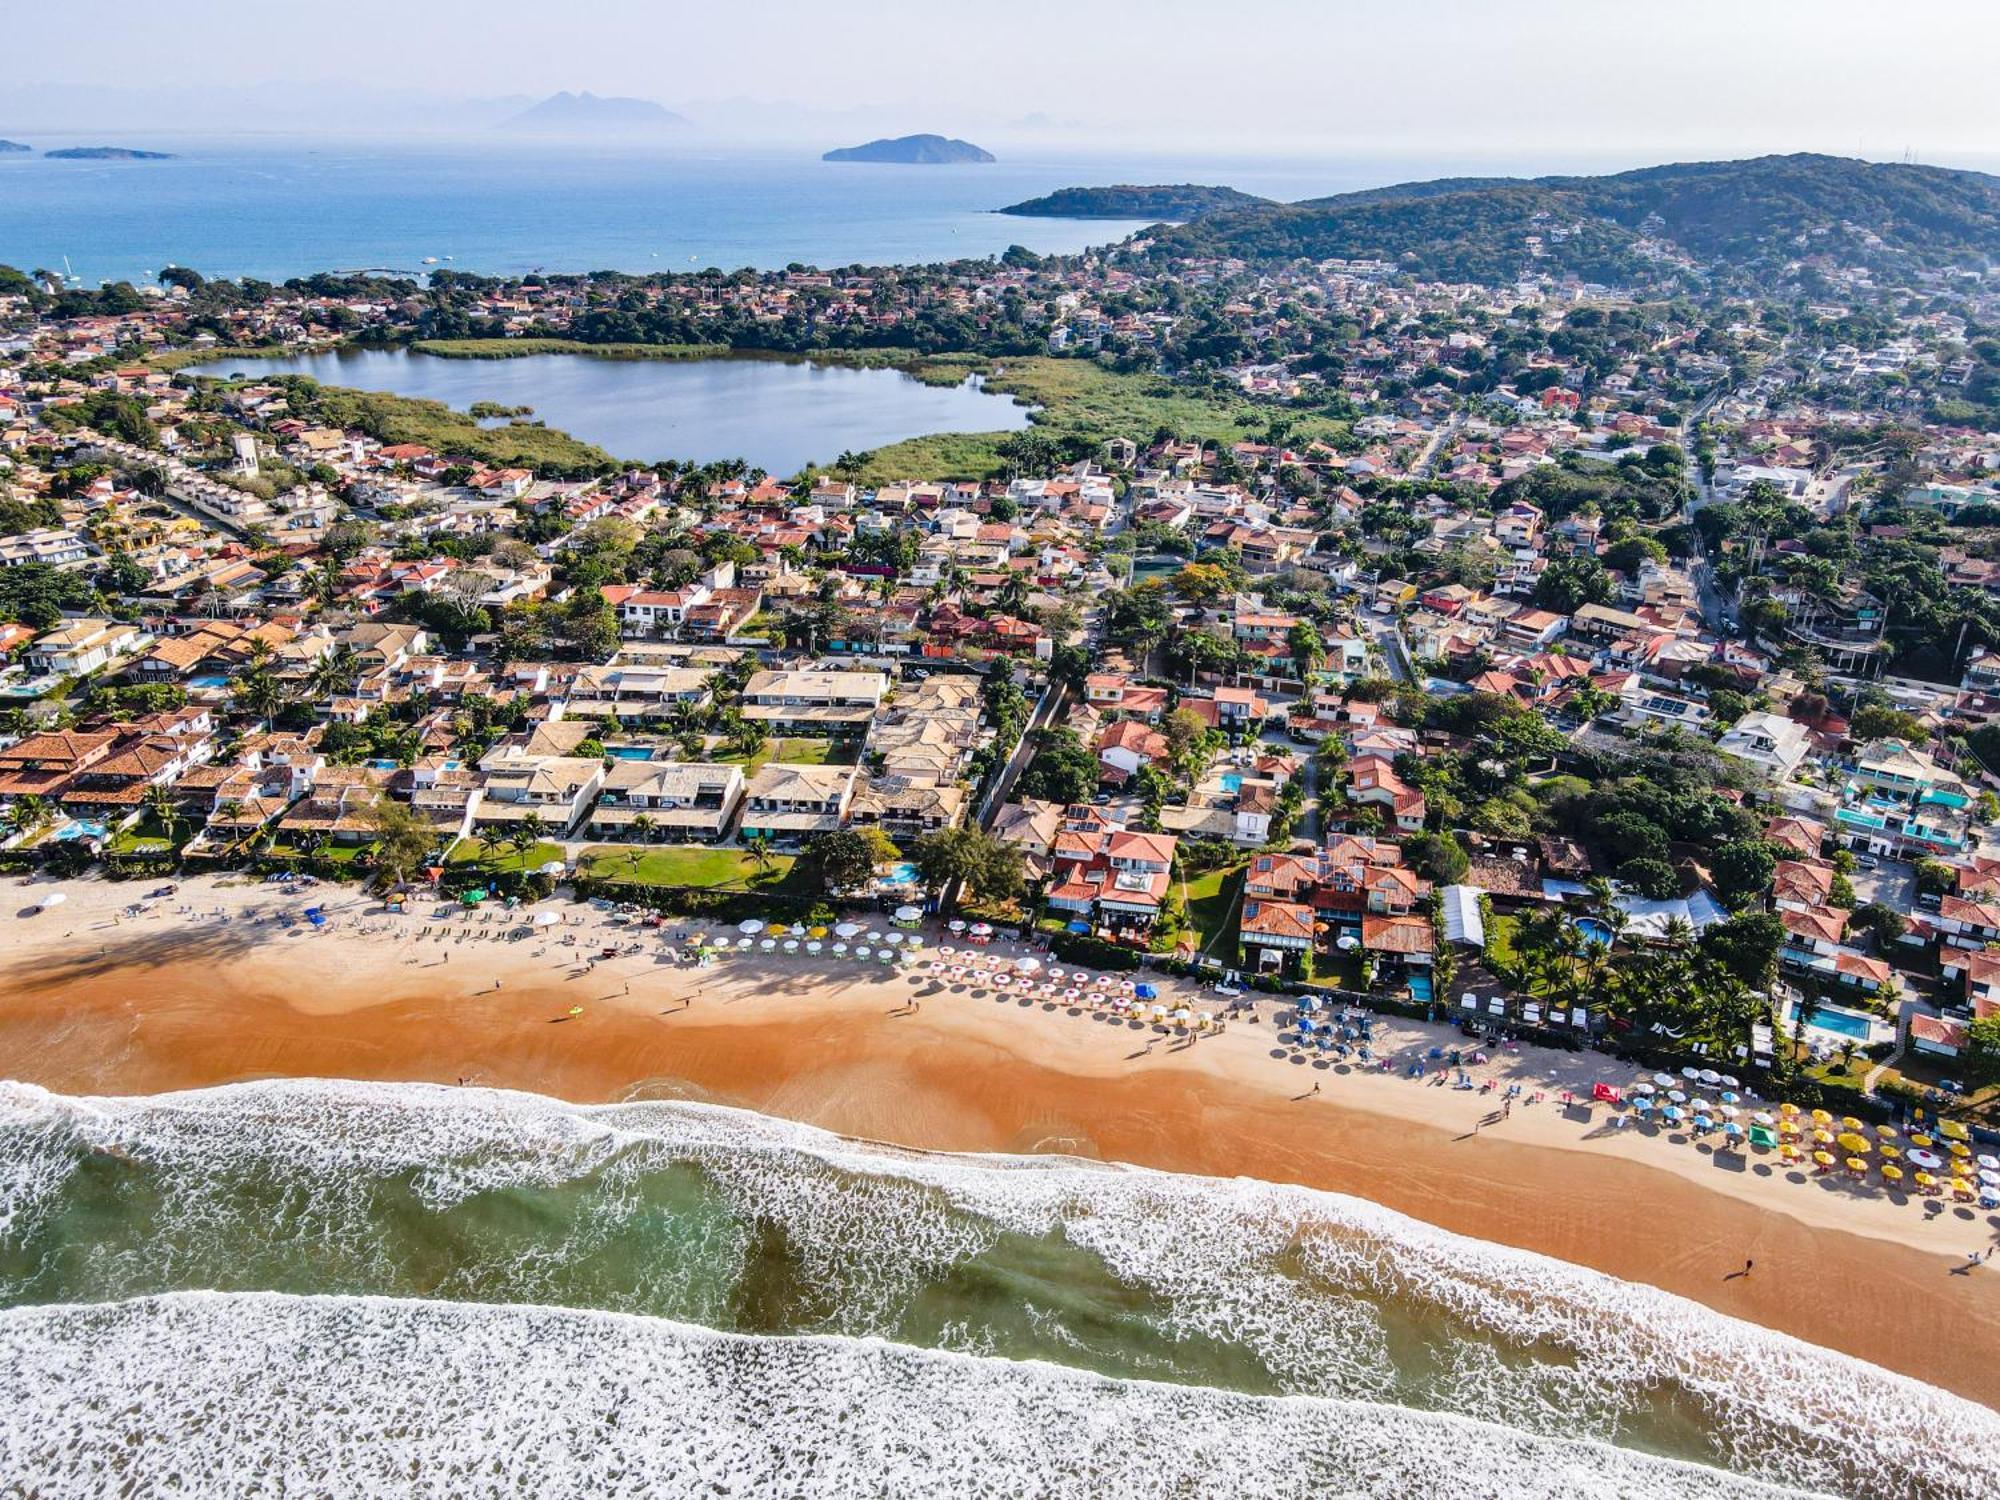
2,1079 -> 1994,1498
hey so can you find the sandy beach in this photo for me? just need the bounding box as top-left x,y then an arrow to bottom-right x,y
3,871 -> 1996,1408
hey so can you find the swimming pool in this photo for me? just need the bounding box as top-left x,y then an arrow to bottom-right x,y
880,862 -> 920,887
1219,773 -> 1244,793
1408,974 -> 1434,1003
1787,1000 -> 1874,1039
1576,918 -> 1614,947
54,818 -> 107,842
606,746 -> 655,761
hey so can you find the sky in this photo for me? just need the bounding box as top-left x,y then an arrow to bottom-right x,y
8,0 -> 1999,168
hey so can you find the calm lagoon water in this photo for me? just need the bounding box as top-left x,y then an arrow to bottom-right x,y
209,346 -> 1033,472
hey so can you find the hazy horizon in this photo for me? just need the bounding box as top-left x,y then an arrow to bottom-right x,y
8,0 -> 1999,169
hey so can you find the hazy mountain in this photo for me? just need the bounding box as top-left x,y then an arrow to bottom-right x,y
500,91 -> 690,135
823,134 -> 994,164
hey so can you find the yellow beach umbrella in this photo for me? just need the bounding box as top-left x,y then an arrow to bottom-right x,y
1911,1133 -> 1933,1148
1874,1123 -> 1898,1140
1949,1142 -> 1972,1159
1779,1101 -> 1800,1116
1836,1132 -> 1871,1154
1845,1157 -> 1868,1173
1915,1171 -> 1938,1189
1881,1163 -> 1904,1183
1810,1109 -> 1832,1125
1780,1144 -> 1800,1161
1953,1181 -> 1977,1200
1812,1150 -> 1835,1167
1939,1120 -> 1970,1141
1880,1144 -> 1901,1161
1812,1128 -> 1835,1145
1840,1116 -> 1863,1132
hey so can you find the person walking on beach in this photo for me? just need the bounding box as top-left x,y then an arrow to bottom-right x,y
1742,1258 -> 1754,1278
1310,1081 -> 1321,1096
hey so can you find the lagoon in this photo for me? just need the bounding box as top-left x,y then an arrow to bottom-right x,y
212,347 -> 1033,474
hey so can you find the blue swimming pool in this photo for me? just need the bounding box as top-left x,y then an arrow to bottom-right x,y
606,746 -> 655,761
1220,772 -> 1244,793
189,673 -> 231,689
1576,917 -> 1614,947
1408,974 -> 1434,1003
1788,1000 -> 1873,1039
881,862 -> 920,887
54,818 -> 106,842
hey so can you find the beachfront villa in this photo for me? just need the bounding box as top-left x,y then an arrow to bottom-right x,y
736,762 -> 858,847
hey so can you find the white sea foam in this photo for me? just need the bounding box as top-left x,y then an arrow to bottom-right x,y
3,1077 -> 1996,1500
0,1291 -> 1821,1500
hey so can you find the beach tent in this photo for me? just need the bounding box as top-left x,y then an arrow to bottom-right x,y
1749,1125 -> 1778,1149
1591,1083 -> 1622,1104
460,890 -> 486,905
1134,982 -> 1158,1000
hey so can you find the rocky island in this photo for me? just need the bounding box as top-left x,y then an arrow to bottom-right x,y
998,183 -> 1269,220
823,134 -> 994,164
0,139 -> 30,154
44,146 -> 176,160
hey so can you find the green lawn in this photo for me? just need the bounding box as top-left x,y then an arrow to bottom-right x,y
106,813 -> 183,856
448,839 -> 567,875
578,844 -> 799,891
715,736 -> 852,775
1484,913 -> 1520,974
1183,862 -> 1247,959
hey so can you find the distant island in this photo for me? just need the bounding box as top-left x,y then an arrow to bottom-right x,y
823,134 -> 994,165
44,146 -> 176,160
0,140 -> 30,154
999,184 -> 1270,220
500,91 -> 689,134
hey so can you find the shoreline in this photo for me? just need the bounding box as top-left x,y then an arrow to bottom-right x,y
2,872 -> 1995,1409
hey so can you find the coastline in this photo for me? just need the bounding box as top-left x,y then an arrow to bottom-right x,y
2,873 -> 1995,1409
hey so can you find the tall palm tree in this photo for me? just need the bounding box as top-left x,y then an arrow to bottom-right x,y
143,782 -> 182,845
744,833 -> 774,872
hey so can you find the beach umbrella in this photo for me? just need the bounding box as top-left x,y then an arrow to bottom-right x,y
1980,1169 -> 2000,1189
1845,1157 -> 1867,1174
1836,1132 -> 1870,1154
894,905 -> 923,925
1662,1106 -> 1683,1123
1699,1069 -> 1721,1086
567,1005 -> 583,1018
789,923 -> 806,937
1719,1091 -> 1740,1105
1978,1154 -> 1999,1171
738,919 -> 763,935
782,939 -> 799,953
1174,1007 -> 1193,1028
1631,1082 -> 1656,1095
1909,1148 -> 1943,1170
1749,1125 -> 1777,1148
855,945 -> 873,959
1874,1123 -> 1898,1140
1693,1115 -> 1713,1132
1779,1101 -> 1799,1116
534,910 -> 561,927
1810,1108 -> 1832,1125
759,938 -> 776,951
1812,1129 -> 1834,1144
1915,1171 -> 1938,1190
1939,1120 -> 1970,1141
735,936 -> 752,949
1949,1141 -> 1972,1159
1879,1144 -> 1901,1161
1881,1164 -> 1904,1184
832,942 -> 848,956
835,922 -> 862,939
948,920 -> 967,934
807,941 -> 823,955
1652,1072 -> 1675,1087
1016,956 -> 1040,973
1780,1143 -> 1799,1161
1667,1089 -> 1688,1104
1680,1066 -> 1700,1080
1723,1122 -> 1743,1138
1812,1150 -> 1835,1168
1721,1074 -> 1740,1088
1751,1111 -> 1774,1127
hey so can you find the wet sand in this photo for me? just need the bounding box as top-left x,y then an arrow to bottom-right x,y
4,874 -> 1997,1408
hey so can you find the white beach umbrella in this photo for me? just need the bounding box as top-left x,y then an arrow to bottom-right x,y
835,922 -> 862,939
1015,955 -> 1041,973
535,911 -> 561,927
738,919 -> 764,935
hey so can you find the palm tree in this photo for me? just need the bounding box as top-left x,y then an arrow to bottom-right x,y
308,644 -> 361,703
744,833 -> 775,872
3,794 -> 49,841
509,810 -> 549,862
143,783 -> 182,846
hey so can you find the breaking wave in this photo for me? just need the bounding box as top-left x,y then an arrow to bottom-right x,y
0,1292 -> 1817,1500
1,1078 -> 1994,1500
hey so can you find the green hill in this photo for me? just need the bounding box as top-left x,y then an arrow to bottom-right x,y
998,184 -> 1270,220
1144,154 -> 2000,287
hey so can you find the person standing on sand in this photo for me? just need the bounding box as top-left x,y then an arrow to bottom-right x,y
1743,1258 -> 1754,1278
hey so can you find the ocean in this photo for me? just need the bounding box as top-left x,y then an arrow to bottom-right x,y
0,134 -> 1736,287
2,1078 -> 1994,1498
